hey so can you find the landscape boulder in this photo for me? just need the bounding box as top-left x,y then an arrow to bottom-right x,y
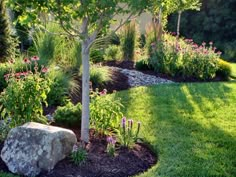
1,122 -> 77,177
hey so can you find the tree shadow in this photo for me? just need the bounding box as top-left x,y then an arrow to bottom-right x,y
116,82 -> 236,177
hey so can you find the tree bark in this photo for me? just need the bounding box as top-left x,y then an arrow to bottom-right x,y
81,40 -> 90,143
177,11 -> 182,37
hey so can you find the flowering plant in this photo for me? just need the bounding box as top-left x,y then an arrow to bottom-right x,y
0,56 -> 51,128
71,144 -> 87,165
90,88 -> 124,135
148,33 -> 220,80
117,117 -> 141,148
106,136 -> 116,157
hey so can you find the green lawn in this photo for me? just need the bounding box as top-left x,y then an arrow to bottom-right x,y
113,82 -> 236,177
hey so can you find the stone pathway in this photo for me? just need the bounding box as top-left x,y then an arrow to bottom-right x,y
109,67 -> 174,87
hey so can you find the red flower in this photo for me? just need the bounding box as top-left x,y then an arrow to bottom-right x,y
23,58 -> 31,64
31,56 -> 40,61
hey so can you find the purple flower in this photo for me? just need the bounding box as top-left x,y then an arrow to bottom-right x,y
107,136 -> 116,145
128,119 -> 133,129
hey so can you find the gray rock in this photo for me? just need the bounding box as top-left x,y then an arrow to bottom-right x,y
1,122 -> 77,177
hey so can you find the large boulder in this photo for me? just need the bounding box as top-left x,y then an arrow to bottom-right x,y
1,122 -> 77,177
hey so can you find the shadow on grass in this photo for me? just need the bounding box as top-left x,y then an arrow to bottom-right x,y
115,82 -> 236,177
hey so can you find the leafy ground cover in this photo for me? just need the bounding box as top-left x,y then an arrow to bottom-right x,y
111,82 -> 236,177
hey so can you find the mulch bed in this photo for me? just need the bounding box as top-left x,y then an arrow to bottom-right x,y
0,128 -> 157,177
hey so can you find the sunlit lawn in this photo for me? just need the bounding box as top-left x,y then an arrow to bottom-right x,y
113,82 -> 236,177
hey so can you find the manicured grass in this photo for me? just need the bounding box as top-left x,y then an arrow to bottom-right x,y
112,82 -> 236,177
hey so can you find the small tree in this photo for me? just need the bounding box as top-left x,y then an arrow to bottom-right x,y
8,0 -> 150,143
0,0 -> 17,62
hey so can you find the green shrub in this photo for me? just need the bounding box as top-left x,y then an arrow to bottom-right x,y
135,59 -> 152,71
71,144 -> 87,165
90,49 -> 104,63
0,58 -> 50,128
104,45 -> 122,61
90,89 -> 124,135
120,21 -> 139,61
54,102 -> 82,127
90,65 -> 111,88
216,59 -> 232,80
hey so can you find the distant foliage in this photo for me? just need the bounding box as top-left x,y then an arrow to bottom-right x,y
0,0 -> 18,62
167,0 -> 236,61
120,21 -> 140,61
104,45 -> 122,61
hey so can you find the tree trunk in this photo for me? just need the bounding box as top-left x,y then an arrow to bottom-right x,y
81,40 -> 90,143
177,11 -> 182,37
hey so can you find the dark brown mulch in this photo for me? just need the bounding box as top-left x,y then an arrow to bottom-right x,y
0,129 -> 157,177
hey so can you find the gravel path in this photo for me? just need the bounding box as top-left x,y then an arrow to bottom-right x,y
109,67 -> 174,87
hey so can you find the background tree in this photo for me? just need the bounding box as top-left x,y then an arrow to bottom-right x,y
167,0 -> 236,61
0,0 -> 17,62
173,0 -> 201,37
8,0 -> 150,143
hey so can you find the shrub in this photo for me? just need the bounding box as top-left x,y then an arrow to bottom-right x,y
90,89 -> 124,135
0,57 -> 50,128
90,49 -> 104,63
216,59 -> 232,80
135,59 -> 152,71
90,65 -> 111,88
104,45 -> 122,61
116,117 -> 141,148
71,144 -> 87,165
119,20 -> 140,61
54,102 -> 82,127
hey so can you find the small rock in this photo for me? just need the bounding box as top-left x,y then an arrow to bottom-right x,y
1,122 -> 77,177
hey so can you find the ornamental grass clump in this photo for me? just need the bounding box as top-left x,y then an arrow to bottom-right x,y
0,56 -> 50,128
71,144 -> 87,165
117,117 -> 141,148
